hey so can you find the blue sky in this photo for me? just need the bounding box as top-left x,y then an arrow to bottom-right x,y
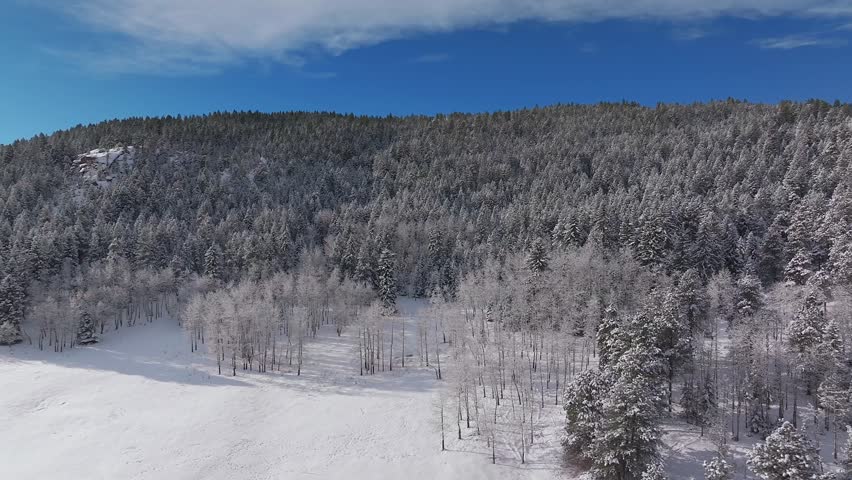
2,0 -> 852,145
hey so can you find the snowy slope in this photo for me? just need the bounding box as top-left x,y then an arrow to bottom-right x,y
0,300 -> 566,480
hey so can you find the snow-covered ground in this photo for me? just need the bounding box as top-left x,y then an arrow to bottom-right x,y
6,295 -> 814,480
0,300 -> 566,480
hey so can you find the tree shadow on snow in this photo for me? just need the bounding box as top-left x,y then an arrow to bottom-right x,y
43,346 -> 251,387
1,324 -> 250,388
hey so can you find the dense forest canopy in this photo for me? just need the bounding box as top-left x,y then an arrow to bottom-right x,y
1,100 -> 851,303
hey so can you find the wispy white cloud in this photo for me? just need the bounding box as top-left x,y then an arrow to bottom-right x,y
41,44 -> 239,76
44,0 -> 852,74
673,27 -> 710,41
411,53 -> 451,63
807,3 -> 852,16
754,33 -> 847,49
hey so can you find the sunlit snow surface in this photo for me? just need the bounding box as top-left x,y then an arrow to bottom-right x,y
0,299 -> 568,480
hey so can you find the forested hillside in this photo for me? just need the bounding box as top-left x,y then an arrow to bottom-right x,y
2,100 -> 851,297
4,100 -> 852,478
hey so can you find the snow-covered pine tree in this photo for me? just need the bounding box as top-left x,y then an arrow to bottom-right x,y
562,369 -> 611,458
746,421 -> 821,480
76,311 -> 98,345
204,243 -> 223,280
735,274 -> 763,317
0,274 -> 24,345
785,249 -> 815,285
640,462 -> 668,480
377,247 -> 397,311
438,260 -> 458,301
787,291 -> 838,395
703,453 -> 734,480
676,269 -> 709,334
354,240 -> 376,289
427,226 -> 445,273
525,237 -> 548,274
340,233 -> 358,279
829,232 -> 852,284
651,290 -> 692,412
590,338 -> 665,480
106,235 -> 127,265
787,292 -> 828,354
758,223 -> 787,283
596,305 -> 626,368
564,213 -> 583,247
550,217 -> 568,250
689,214 -> 723,278
633,213 -> 667,269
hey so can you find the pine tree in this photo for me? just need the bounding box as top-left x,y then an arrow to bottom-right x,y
276,222 -> 292,271
641,462 -> 668,480
551,217 -> 568,250
204,243 -> 223,280
703,454 -> 734,480
438,260 -> 458,300
676,269 -> 709,334
354,240 -> 376,288
589,311 -> 666,480
788,292 -> 827,353
786,291 -> 840,396
590,348 -> 664,480
596,305 -> 625,368
758,223 -> 786,283
0,274 -> 24,345
377,247 -> 397,311
785,249 -> 814,285
76,311 -> 98,345
427,226 -> 445,272
651,291 -> 692,412
106,235 -> 127,265
829,231 -> 852,284
633,213 -> 667,268
689,215 -> 722,278
525,238 -> 548,274
340,233 -> 358,279
747,421 -> 821,480
564,213 -> 583,247
169,253 -> 187,278
735,274 -> 763,316
563,369 -> 611,457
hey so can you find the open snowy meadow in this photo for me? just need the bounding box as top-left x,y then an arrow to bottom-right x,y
0,299 -> 568,480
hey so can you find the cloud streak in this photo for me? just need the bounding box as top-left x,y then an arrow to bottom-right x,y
754,33 -> 847,49
672,27 -> 710,41
50,0 -> 852,74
